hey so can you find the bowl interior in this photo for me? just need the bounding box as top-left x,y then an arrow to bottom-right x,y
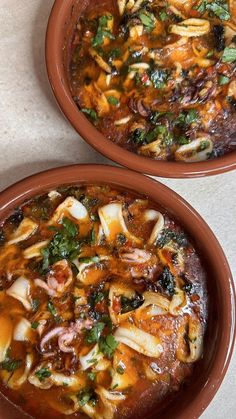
45,0 -> 236,178
0,165 -> 235,419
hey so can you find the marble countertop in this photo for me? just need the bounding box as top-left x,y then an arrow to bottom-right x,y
0,1 -> 235,418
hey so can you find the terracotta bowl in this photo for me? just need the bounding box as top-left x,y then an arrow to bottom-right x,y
0,164 -> 235,418
45,0 -> 236,179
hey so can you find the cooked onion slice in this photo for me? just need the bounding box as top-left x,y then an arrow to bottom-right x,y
23,240 -> 49,259
0,315 -> 13,362
49,197 -> 88,224
8,218 -> 38,245
145,210 -> 165,245
114,324 -> 163,357
6,277 -> 31,311
98,202 -> 141,244
170,18 -> 210,37
79,344 -> 103,371
13,317 -> 33,342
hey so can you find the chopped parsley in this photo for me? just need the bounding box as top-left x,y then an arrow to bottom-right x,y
87,372 -> 97,381
196,0 -> 230,21
120,294 -> 144,314
31,321 -> 39,329
139,11 -> 155,32
92,14 -> 114,47
85,322 -> 105,344
47,301 -> 61,323
219,75 -> 230,85
77,388 -> 98,407
156,228 -> 188,248
148,67 -> 169,89
35,367 -> 51,382
41,217 -> 81,270
31,298 -> 40,312
130,128 -> 146,144
158,267 -> 176,296
99,334 -> 118,358
222,47 -> 236,63
159,9 -> 168,21
107,96 -> 119,106
0,352 -> 22,372
81,108 -> 98,121
175,109 -> 199,127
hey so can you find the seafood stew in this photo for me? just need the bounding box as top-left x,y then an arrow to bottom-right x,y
69,0 -> 236,162
0,184 -> 207,418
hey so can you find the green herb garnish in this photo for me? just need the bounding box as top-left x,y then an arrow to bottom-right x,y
99,334 -> 118,358
139,11 -> 155,32
92,14 -> 114,47
159,266 -> 176,296
31,321 -> 39,329
219,75 -> 230,85
35,368 -> 51,382
107,96 -> 119,106
86,322 -> 105,344
222,47 -> 236,63
196,0 -> 230,21
81,108 -> 98,121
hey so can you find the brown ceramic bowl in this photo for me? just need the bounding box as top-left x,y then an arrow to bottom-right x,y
45,0 -> 236,179
0,164 -> 235,419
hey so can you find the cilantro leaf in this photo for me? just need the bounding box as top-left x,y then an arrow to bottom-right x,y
92,14 -> 114,47
139,11 -> 155,32
107,96 -> 119,106
77,388 -> 98,406
222,47 -> 236,63
86,322 -> 105,344
99,334 -> 118,358
81,108 -> 98,121
35,368 -> 51,382
0,355 -> 22,372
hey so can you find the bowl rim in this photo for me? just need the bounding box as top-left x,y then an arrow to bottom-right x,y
45,0 -> 236,179
0,164 -> 235,419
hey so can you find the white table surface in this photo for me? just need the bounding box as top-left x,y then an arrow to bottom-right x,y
0,1 -> 235,418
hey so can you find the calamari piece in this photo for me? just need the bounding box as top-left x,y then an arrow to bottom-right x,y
29,363 -> 86,390
109,283 -> 137,324
95,386 -> 125,419
98,202 -> 141,244
114,324 -> 163,357
8,218 -> 38,245
23,240 -> 49,259
169,288 -> 187,316
13,317 -> 33,342
117,0 -> 127,15
120,248 -> 151,263
176,316 -> 203,363
6,277 -> 31,311
80,344 -> 103,371
49,196 -> 88,224
8,353 -> 34,389
145,210 -> 165,245
48,190 -> 61,200
170,19 -> 210,37
175,137 -> 213,162
111,343 -> 138,390
138,139 -> 162,157
135,291 -> 170,318
0,315 -> 13,362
